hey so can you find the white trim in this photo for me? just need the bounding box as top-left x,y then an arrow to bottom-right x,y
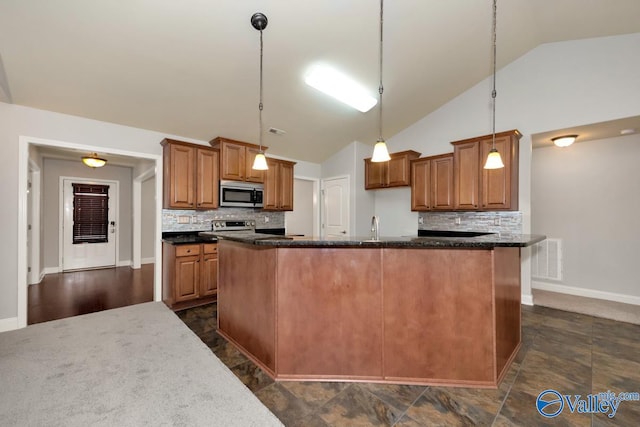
521,293 -> 533,306
117,260 -> 132,267
132,166 -> 155,269
532,280 -> 640,306
59,176 -> 120,271
28,162 -> 41,286
42,267 -> 61,275
141,257 -> 155,265
18,136 -> 163,329
0,317 -> 19,333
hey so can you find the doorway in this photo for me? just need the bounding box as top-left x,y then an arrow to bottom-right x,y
321,175 -> 350,237
285,177 -> 320,236
61,178 -> 119,271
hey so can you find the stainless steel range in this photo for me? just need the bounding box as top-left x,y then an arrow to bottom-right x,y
211,219 -> 256,233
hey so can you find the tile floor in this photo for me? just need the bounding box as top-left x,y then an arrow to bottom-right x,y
177,304 -> 640,426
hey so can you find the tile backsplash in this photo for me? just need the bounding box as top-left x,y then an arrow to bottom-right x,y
163,208 -> 284,232
418,211 -> 522,234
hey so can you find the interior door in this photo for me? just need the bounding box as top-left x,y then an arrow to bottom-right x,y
322,176 -> 350,238
62,178 -> 117,271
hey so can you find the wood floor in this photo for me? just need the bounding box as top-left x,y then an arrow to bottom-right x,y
28,264 -> 155,325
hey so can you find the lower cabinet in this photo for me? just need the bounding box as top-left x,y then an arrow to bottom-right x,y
163,242 -> 218,310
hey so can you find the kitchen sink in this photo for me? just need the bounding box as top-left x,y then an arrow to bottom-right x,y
417,230 -> 495,238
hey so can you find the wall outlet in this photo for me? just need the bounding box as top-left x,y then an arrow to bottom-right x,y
455,217 -> 461,225
418,216 -> 424,225
264,216 -> 269,223
494,217 -> 501,226
177,215 -> 191,224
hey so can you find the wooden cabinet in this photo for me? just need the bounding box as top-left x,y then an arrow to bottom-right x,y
264,158 -> 296,211
452,130 -> 521,211
364,150 -> 421,189
161,139 -> 219,210
162,242 -> 218,310
209,136 -> 266,183
410,153 -> 454,211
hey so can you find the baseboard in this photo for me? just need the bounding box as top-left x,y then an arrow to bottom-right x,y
521,293 -> 533,306
532,281 -> 640,306
0,316 -> 19,332
43,267 -> 61,275
117,260 -> 132,267
141,257 -> 155,265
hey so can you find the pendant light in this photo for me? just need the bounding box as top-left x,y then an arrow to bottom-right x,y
483,0 -> 505,170
371,0 -> 391,163
251,12 -> 269,171
82,153 -> 107,168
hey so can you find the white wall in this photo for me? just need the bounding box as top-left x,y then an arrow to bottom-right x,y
141,176 -> 156,261
42,158 -> 134,268
532,134 -> 640,300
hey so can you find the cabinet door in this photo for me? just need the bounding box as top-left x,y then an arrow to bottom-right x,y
174,255 -> 200,302
245,146 -> 266,183
387,155 -> 411,187
481,136 -> 517,210
365,159 -> 388,189
167,144 -> 195,208
411,158 -> 431,211
431,155 -> 454,210
454,141 -> 480,210
263,158 -> 279,210
201,244 -> 218,297
279,161 -> 294,211
196,148 -> 219,209
220,142 -> 246,181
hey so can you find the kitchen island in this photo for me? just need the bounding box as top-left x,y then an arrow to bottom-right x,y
209,232 -> 544,388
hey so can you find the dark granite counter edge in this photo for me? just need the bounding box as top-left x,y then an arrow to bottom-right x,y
162,231 -> 218,244
214,233 -> 546,249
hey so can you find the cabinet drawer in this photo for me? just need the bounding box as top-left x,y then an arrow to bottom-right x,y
176,244 -> 201,257
203,244 -> 218,254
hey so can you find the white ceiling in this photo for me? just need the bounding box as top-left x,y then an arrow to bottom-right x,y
1,0 -> 640,163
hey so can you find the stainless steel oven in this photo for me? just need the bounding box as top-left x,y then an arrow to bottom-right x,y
219,181 -> 264,208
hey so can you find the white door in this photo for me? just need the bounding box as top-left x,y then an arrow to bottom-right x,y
62,178 -> 117,271
321,176 -> 350,237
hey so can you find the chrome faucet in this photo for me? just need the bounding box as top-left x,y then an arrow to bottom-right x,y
370,215 -> 380,241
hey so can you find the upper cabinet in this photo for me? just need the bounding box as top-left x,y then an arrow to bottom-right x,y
264,158 -> 296,211
161,139 -> 219,210
364,150 -> 421,189
209,137 -> 266,183
410,153 -> 454,211
451,129 -> 521,211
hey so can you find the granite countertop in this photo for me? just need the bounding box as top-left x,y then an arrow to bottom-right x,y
204,231 -> 545,249
162,232 -> 218,244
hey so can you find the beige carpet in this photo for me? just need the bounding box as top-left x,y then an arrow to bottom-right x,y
533,289 -> 640,325
0,302 -> 283,427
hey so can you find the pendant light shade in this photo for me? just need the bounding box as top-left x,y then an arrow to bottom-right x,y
371,0 -> 390,163
252,152 -> 268,170
483,148 -> 504,169
483,0 -> 505,170
82,153 -> 106,168
251,12 -> 269,170
372,140 -> 391,162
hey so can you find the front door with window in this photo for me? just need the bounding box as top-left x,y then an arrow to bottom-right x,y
62,178 -> 117,271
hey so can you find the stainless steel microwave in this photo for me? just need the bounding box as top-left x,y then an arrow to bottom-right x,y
219,180 -> 264,208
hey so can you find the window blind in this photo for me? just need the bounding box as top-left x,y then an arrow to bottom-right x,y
72,183 -> 110,244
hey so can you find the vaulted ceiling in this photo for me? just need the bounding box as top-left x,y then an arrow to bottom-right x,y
1,0 -> 639,162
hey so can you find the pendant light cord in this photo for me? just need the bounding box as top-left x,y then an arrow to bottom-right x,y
259,27 -> 264,152
491,0 -> 497,149
378,0 -> 384,143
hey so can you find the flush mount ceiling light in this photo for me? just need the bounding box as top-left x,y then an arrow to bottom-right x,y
82,153 -> 107,168
305,65 -> 377,113
483,0 -> 505,170
251,12 -> 269,171
370,0 -> 391,163
552,134 -> 578,147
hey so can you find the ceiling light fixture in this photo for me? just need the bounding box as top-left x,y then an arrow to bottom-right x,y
552,134 -> 578,147
305,65 -> 377,113
483,0 -> 505,170
371,0 -> 391,163
251,12 -> 269,171
82,153 -> 107,168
